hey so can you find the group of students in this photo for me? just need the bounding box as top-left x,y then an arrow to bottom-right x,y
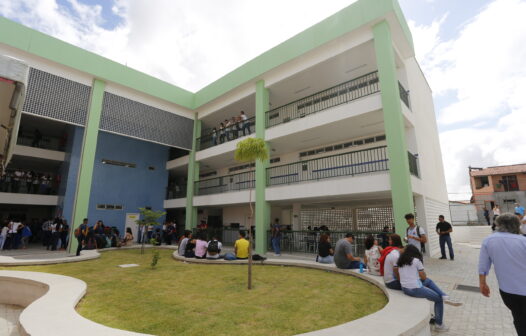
315,213 -> 461,332
0,169 -> 58,194
209,111 -> 251,146
74,218 -> 133,256
41,218 -> 69,251
0,219 -> 33,250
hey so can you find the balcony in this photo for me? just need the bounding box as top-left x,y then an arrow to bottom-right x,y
195,170 -> 255,196
408,152 -> 419,177
197,116 -> 255,151
17,132 -> 65,152
267,146 -> 389,186
166,184 -> 187,200
266,72 -> 380,128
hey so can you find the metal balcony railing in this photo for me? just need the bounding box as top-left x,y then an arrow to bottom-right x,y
408,152 -> 419,177
195,170 -> 255,196
266,146 -> 389,186
197,116 -> 255,151
399,82 -> 410,109
265,71 -> 380,128
166,184 -> 187,199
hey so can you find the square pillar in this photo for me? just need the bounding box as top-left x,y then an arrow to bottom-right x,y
67,79 -> 105,255
373,21 -> 414,237
185,116 -> 201,230
255,80 -> 271,255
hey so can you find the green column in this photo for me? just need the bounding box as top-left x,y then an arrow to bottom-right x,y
67,79 -> 105,254
373,21 -> 414,237
185,116 -> 201,230
255,80 -> 271,255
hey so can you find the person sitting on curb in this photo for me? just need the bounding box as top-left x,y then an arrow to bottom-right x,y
364,235 -> 383,275
178,230 -> 191,257
334,233 -> 363,269
206,236 -> 223,259
379,234 -> 404,290
394,245 -> 462,333
233,231 -> 249,260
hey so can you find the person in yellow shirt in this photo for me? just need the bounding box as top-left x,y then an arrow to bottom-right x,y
234,231 -> 249,259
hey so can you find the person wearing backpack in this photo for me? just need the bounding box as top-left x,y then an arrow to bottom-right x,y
206,236 -> 223,259
404,213 -> 427,253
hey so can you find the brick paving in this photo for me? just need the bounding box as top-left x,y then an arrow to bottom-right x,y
424,243 -> 515,336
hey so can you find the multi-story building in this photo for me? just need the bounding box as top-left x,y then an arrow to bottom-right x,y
0,0 -> 448,256
469,164 -> 526,221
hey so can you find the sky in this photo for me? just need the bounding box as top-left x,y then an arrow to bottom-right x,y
1,0 -> 525,201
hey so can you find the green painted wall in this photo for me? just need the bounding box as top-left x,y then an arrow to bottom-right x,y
185,117 -> 201,230
67,79 -> 105,254
373,21 -> 414,237
255,80 -> 270,255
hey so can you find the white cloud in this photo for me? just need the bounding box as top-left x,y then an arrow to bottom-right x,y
409,0 -> 526,200
0,0 -> 355,91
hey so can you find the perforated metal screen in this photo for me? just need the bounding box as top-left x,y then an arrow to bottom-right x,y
100,92 -> 193,149
300,205 -> 394,232
23,68 -> 90,125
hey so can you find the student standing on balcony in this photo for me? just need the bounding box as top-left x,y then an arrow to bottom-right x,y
219,123 -> 225,143
211,127 -> 218,146
271,218 -> 282,256
240,111 -> 251,135
224,119 -> 231,141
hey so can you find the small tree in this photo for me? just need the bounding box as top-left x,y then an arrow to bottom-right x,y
234,137 -> 269,290
135,207 -> 166,254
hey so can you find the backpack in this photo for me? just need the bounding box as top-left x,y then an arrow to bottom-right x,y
407,225 -> 427,253
207,240 -> 220,253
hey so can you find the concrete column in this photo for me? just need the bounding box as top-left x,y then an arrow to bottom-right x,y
67,79 -> 105,255
185,116 -> 201,230
373,20 -> 414,237
255,80 -> 271,255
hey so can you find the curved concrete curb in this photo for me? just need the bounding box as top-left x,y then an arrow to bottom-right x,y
0,244 -> 178,266
0,270 -> 152,336
172,253 -> 431,336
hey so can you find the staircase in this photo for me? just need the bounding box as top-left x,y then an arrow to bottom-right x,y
468,226 -> 493,245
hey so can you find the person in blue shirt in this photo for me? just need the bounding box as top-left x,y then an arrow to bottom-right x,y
514,203 -> 525,216
479,213 -> 526,335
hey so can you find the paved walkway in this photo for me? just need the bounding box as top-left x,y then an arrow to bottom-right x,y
0,304 -> 22,336
424,243 -> 514,336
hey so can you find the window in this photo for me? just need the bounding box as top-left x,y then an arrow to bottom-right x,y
364,137 -> 375,144
375,135 -> 386,141
353,140 -> 364,146
96,204 -> 106,210
500,175 -> 519,191
475,176 -> 489,189
270,157 -> 281,164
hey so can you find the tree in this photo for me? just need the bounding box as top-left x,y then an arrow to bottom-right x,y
234,137 -> 269,290
135,207 -> 166,255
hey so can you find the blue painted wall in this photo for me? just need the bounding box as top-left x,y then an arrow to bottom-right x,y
87,131 -> 169,232
58,125 -> 84,225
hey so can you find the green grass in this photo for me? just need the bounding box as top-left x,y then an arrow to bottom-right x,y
1,249 -> 386,336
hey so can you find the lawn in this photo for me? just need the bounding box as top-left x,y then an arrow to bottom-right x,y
1,249 -> 387,336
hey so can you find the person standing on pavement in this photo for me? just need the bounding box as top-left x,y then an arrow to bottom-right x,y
514,203 -> 525,217
436,215 -> 454,260
404,213 -> 427,253
75,218 -> 88,256
483,207 -> 490,226
479,213 -> 526,335
492,205 -> 501,231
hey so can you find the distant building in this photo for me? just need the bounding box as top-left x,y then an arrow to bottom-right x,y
469,164 -> 526,222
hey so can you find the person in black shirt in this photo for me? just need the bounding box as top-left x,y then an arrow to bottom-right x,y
436,215 -> 454,260
317,234 -> 334,264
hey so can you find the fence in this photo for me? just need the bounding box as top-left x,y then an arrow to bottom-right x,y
197,116 -> 255,151
267,146 -> 388,186
195,170 -> 255,196
265,71 -> 380,128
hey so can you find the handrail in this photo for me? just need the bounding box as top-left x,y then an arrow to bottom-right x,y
194,170 -> 255,196
398,82 -> 410,109
266,146 -> 388,186
197,116 -> 255,151
266,71 -> 380,128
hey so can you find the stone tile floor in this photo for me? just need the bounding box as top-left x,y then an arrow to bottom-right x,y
0,304 -> 22,336
423,243 -> 515,336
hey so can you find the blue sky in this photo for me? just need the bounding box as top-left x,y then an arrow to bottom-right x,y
1,0 -> 525,200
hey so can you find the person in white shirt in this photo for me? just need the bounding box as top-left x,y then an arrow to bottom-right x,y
240,111 -> 251,136
492,205 -> 501,231
0,222 -> 8,250
394,245 -> 461,332
206,236 -> 223,259
520,214 -> 526,236
381,234 -> 404,290
404,213 -> 426,252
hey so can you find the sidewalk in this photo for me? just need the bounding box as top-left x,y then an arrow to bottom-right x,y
424,243 -> 514,336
